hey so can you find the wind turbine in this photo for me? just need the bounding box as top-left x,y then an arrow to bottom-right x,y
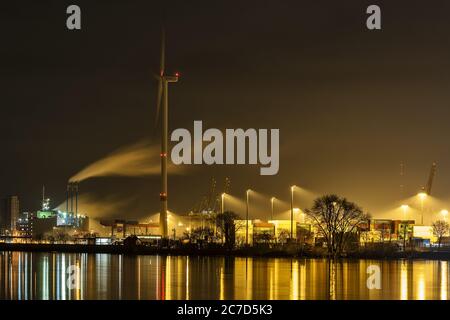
155,28 -> 179,238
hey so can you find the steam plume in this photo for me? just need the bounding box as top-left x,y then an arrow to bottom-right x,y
69,141 -> 183,182
57,193 -> 135,219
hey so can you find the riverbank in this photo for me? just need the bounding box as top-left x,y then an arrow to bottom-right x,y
1,243 -> 450,260
1,243 -> 294,257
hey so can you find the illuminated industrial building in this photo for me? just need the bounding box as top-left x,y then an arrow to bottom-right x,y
358,219 -> 416,243
234,219 -> 312,245
31,210 -> 89,239
412,226 -> 436,245
15,212 -> 31,236
99,219 -> 160,239
31,191 -> 89,239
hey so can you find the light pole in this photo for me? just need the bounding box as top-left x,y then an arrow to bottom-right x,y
271,197 -> 275,221
401,204 -> 409,250
217,194 -> 224,244
221,193 -> 226,213
290,185 -> 296,239
418,192 -> 427,225
246,189 -> 251,245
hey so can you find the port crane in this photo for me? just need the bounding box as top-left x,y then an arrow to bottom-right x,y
191,177 -> 231,214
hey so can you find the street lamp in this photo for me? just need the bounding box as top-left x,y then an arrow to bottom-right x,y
417,192 -> 427,225
440,209 -> 448,222
271,197 -> 275,220
246,189 -> 251,245
290,185 -> 296,239
221,193 -> 226,214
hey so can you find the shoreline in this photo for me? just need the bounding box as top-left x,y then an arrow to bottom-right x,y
1,243 -> 450,260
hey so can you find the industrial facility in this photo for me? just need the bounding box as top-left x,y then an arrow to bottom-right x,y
0,161 -> 448,249
31,183 -> 89,239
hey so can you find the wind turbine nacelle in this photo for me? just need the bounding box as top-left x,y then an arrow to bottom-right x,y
165,75 -> 179,83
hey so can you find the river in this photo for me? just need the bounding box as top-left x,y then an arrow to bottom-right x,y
0,251 -> 448,300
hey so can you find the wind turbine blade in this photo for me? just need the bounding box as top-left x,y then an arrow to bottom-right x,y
155,80 -> 163,127
160,27 -> 165,76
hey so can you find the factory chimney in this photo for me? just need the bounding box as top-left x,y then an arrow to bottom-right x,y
66,182 -> 78,214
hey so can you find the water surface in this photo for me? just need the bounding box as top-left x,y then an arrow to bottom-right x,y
0,251 -> 448,300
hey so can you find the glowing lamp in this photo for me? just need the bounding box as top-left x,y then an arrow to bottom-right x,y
418,192 -> 427,200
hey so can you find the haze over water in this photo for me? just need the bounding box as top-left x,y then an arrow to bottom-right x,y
0,252 -> 449,300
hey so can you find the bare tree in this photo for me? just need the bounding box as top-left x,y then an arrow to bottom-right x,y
432,220 -> 449,248
277,229 -> 290,244
254,231 -> 273,244
214,211 -> 240,249
183,227 -> 214,243
305,194 -> 370,258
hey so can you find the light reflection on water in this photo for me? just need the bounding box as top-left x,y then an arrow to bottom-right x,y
0,251 -> 449,300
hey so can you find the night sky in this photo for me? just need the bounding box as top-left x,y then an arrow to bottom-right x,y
2,0 -> 450,221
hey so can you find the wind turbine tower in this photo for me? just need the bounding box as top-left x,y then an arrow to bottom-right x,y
155,28 -> 179,238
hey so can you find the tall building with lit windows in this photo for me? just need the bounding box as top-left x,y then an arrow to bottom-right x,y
0,195 -> 20,233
